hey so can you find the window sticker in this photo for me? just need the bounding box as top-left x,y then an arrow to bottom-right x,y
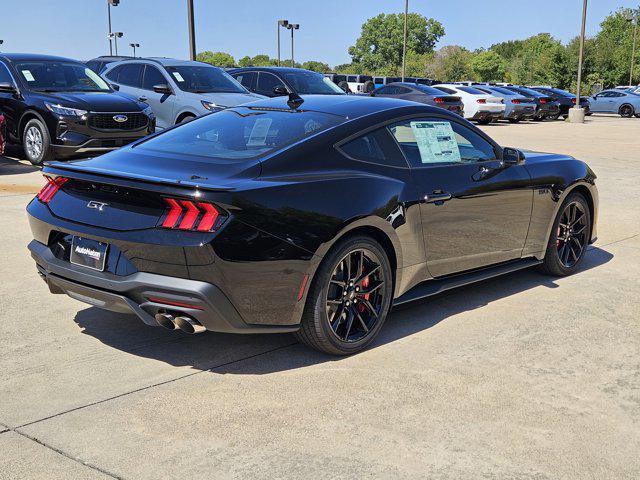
409,121 -> 461,164
247,118 -> 272,146
22,70 -> 35,82
172,71 -> 185,82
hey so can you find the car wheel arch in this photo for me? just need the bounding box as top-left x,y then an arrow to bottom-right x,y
175,111 -> 197,124
18,110 -> 50,141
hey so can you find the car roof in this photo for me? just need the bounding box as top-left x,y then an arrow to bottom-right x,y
106,57 -> 218,68
0,53 -> 81,63
236,94 -> 442,119
228,67 -> 319,75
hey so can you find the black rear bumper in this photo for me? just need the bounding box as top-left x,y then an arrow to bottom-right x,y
29,239 -> 299,334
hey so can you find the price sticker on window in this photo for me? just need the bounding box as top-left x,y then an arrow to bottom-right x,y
410,121 -> 461,164
22,70 -> 35,82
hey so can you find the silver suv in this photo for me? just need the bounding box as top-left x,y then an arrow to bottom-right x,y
102,58 -> 264,129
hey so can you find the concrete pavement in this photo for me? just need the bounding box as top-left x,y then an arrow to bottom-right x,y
0,115 -> 638,479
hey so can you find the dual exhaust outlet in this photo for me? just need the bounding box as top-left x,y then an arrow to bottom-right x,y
154,312 -> 206,335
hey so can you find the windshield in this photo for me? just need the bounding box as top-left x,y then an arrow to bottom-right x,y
135,107 -> 345,162
16,61 -> 110,92
165,65 -> 247,93
282,72 -> 345,95
510,86 -> 544,98
458,86 -> 487,95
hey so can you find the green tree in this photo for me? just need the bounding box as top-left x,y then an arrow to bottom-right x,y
249,54 -> 278,66
348,13 -> 445,73
237,55 -> 253,67
301,60 -> 331,72
425,45 -> 474,82
472,50 -> 506,82
196,51 -> 235,68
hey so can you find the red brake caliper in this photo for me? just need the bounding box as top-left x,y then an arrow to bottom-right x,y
359,275 -> 370,313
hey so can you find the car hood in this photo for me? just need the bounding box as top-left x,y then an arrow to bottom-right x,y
522,150 -> 574,163
198,91 -> 265,107
36,91 -> 144,112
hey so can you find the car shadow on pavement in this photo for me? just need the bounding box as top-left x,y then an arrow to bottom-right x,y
73,246 -> 613,374
0,147 -> 40,175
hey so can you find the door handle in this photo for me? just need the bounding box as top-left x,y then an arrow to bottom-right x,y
424,191 -> 452,205
138,96 -> 148,102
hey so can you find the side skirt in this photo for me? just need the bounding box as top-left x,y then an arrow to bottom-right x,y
393,258 -> 542,307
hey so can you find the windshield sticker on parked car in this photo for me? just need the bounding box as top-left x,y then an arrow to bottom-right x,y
172,71 -> 185,82
410,121 -> 461,164
21,70 -> 35,82
247,118 -> 273,146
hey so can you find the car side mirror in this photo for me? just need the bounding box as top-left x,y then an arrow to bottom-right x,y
110,83 -> 120,91
0,82 -> 17,94
153,84 -> 173,95
272,85 -> 288,96
502,147 -> 525,165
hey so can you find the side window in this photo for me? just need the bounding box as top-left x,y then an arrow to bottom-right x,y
388,118 -> 496,167
610,92 -> 625,98
233,71 -> 256,90
376,86 -> 393,95
396,86 -> 412,94
347,75 -> 357,82
142,65 -> 167,90
338,128 -> 407,168
116,64 -> 143,87
256,72 -> 285,95
0,62 -> 13,84
104,65 -> 121,82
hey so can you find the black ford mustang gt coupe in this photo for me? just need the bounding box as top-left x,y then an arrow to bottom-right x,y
26,95 -> 598,355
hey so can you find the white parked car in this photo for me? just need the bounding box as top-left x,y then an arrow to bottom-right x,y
433,84 -> 505,124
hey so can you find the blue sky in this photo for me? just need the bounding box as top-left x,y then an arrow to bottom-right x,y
1,1 -> 637,65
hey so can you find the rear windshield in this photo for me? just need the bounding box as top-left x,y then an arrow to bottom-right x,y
457,86 -> 487,95
135,107 -> 345,162
487,86 -> 517,96
165,65 -> 246,94
414,84 -> 447,95
282,71 -> 344,95
509,86 -> 544,98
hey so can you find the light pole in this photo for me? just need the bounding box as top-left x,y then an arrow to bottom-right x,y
108,32 -> 124,56
569,0 -> 588,123
277,20 -> 289,67
107,0 -> 120,55
402,0 -> 408,81
129,43 -> 140,57
286,23 -> 299,67
187,0 -> 196,61
627,9 -> 639,86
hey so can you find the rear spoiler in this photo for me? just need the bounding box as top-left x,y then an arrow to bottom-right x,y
42,163 -> 235,195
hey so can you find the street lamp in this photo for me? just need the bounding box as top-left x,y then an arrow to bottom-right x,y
107,0 -> 120,55
569,0 -> 588,123
402,0 -> 408,81
286,23 -> 299,68
277,20 -> 289,67
187,0 -> 196,61
626,9 -> 639,86
129,43 -> 140,57
108,32 -> 124,56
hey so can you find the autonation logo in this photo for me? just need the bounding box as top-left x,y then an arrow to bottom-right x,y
75,246 -> 102,260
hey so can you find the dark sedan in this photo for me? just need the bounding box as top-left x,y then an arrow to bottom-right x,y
228,67 -> 345,97
530,86 -> 591,118
27,95 -> 598,355
501,85 -> 562,120
370,82 -> 464,115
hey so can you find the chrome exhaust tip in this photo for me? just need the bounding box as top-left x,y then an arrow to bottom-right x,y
174,316 -> 206,334
154,312 -> 177,330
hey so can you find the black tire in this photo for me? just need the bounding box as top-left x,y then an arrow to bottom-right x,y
22,118 -> 54,165
533,116 -> 544,122
508,118 -> 520,124
635,113 -> 640,118
476,118 -> 492,125
619,104 -> 635,118
296,235 -> 393,355
539,193 -> 591,277
547,114 -> 561,121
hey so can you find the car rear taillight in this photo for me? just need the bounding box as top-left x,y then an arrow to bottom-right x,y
571,98 -> 577,104
512,99 -> 521,104
434,97 -> 444,104
160,197 -> 223,232
37,176 -> 68,203
476,98 -> 487,104
540,98 -> 548,104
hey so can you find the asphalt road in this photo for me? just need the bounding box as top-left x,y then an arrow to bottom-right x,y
1,115 -> 638,479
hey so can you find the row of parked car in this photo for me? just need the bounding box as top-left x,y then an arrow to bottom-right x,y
1,52 -> 639,164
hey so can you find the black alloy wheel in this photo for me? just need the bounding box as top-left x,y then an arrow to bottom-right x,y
296,236 -> 393,355
325,248 -> 385,343
619,104 -> 635,118
540,193 -> 591,276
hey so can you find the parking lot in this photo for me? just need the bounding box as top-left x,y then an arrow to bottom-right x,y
0,114 -> 639,479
